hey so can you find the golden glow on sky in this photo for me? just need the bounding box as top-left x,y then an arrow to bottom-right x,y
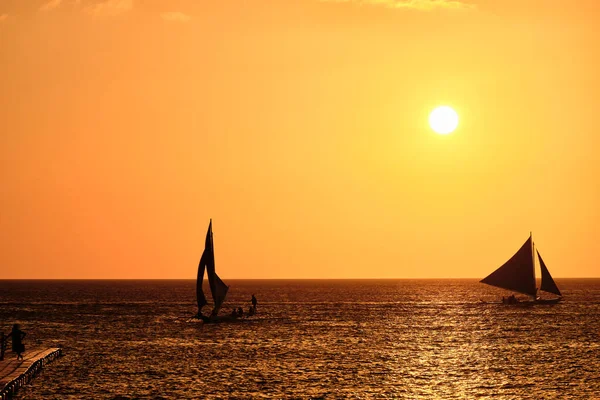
1,1 -> 599,279
429,106 -> 459,135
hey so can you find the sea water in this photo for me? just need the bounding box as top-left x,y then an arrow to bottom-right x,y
1,279 -> 599,399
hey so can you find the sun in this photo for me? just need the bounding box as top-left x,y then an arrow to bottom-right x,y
429,106 -> 459,135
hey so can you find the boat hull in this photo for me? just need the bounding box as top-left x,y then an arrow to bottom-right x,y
480,297 -> 562,305
192,314 -> 252,324
534,297 -> 562,305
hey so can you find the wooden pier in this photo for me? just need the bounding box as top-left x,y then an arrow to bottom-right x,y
0,347 -> 63,399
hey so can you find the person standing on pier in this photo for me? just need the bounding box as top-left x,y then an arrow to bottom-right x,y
251,294 -> 257,312
10,324 -> 26,360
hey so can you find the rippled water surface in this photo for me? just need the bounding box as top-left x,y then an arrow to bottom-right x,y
1,279 -> 599,399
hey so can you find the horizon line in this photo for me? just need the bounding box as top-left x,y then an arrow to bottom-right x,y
1,277 -> 598,280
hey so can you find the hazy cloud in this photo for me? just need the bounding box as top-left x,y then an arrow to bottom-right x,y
40,0 -> 63,11
0,14 -> 8,22
322,0 -> 474,11
85,0 -> 133,17
160,11 -> 191,23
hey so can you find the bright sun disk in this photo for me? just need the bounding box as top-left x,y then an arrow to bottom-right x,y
429,106 -> 458,134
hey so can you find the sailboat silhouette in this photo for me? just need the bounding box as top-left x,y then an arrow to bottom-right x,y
481,233 -> 562,304
195,219 -> 229,321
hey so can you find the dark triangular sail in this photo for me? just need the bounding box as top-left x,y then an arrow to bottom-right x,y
204,220 -> 229,315
209,273 -> 229,314
480,236 -> 537,297
196,250 -> 208,313
537,250 -> 561,296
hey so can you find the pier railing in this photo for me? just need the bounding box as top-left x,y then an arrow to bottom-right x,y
0,348 -> 63,400
0,332 -> 6,361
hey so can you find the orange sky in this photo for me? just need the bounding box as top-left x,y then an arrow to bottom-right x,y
1,0 -> 599,279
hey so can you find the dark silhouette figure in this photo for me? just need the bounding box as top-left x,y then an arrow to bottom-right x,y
502,294 -> 518,305
237,307 -> 244,317
11,324 -> 26,360
248,306 -> 255,316
251,294 -> 257,310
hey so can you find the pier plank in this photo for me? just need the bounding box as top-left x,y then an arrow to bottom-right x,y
0,347 -> 62,399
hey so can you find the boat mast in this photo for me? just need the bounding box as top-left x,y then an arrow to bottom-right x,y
531,231 -> 536,299
210,219 -> 215,271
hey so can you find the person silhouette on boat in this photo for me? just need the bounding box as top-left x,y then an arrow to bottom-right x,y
251,294 -> 257,310
237,307 -> 244,317
248,306 -> 255,316
10,324 -> 26,360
